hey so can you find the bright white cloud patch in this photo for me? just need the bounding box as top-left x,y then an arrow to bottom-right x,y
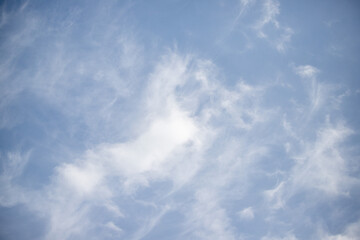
0,1 -> 359,240
295,65 -> 319,79
59,162 -> 104,195
238,207 -> 255,220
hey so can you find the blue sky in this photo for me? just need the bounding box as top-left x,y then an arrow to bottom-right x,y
1,0 -> 360,239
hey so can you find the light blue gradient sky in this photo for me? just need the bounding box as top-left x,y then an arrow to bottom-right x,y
1,0 -> 360,239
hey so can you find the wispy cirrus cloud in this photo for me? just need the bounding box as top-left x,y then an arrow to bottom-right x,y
254,0 -> 294,52
1,1 -> 359,240
221,0 -> 293,53
0,45 -> 272,239
255,0 -> 281,38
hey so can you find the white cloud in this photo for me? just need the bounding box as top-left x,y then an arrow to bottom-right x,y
240,0 -> 254,7
0,152 -> 30,181
103,202 -> 125,218
117,35 -> 143,71
294,64 -> 328,114
276,27 -> 294,53
131,205 -> 170,240
253,0 -> 294,52
264,121 -> 354,213
256,0 -> 280,37
261,233 -> 298,240
295,65 -> 319,79
264,181 -> 286,209
216,81 -> 270,130
39,52 -> 206,237
58,162 -> 104,196
321,220 -> 360,240
0,51 -> 227,239
238,206 -> 255,220
94,110 -> 197,177
234,0 -> 255,23
0,151 -> 30,207
290,123 -> 353,195
1,46 -> 355,240
220,0 -> 255,43
105,221 -> 123,233
186,189 -> 236,240
0,1 -> 359,240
